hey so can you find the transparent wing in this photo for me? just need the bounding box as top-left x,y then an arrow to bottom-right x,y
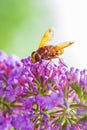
38,28 -> 54,48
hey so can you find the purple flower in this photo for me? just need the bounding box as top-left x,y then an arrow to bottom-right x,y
36,95 -> 46,109
11,114 -> 34,130
23,97 -> 34,111
0,51 -> 7,62
5,85 -> 16,101
0,51 -> 87,129
0,115 -> 7,129
46,92 -> 64,110
0,80 -> 4,97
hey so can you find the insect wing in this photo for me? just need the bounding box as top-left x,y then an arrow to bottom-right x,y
38,28 -> 54,48
55,41 -> 74,50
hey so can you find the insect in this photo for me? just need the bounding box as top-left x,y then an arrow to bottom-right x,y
31,28 -> 74,63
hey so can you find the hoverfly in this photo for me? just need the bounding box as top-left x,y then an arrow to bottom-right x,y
31,28 -> 74,63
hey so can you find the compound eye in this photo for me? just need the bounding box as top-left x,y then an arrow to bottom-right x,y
35,54 -> 41,61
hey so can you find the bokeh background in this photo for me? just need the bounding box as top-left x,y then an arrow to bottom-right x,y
0,0 -> 87,69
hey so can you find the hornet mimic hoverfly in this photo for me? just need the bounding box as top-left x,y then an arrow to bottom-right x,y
31,28 -> 74,63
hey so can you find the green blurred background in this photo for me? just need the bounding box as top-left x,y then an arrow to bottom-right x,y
0,0 -> 86,69
0,0 -> 60,59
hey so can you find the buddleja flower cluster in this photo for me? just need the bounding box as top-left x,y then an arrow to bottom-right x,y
0,51 -> 87,130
